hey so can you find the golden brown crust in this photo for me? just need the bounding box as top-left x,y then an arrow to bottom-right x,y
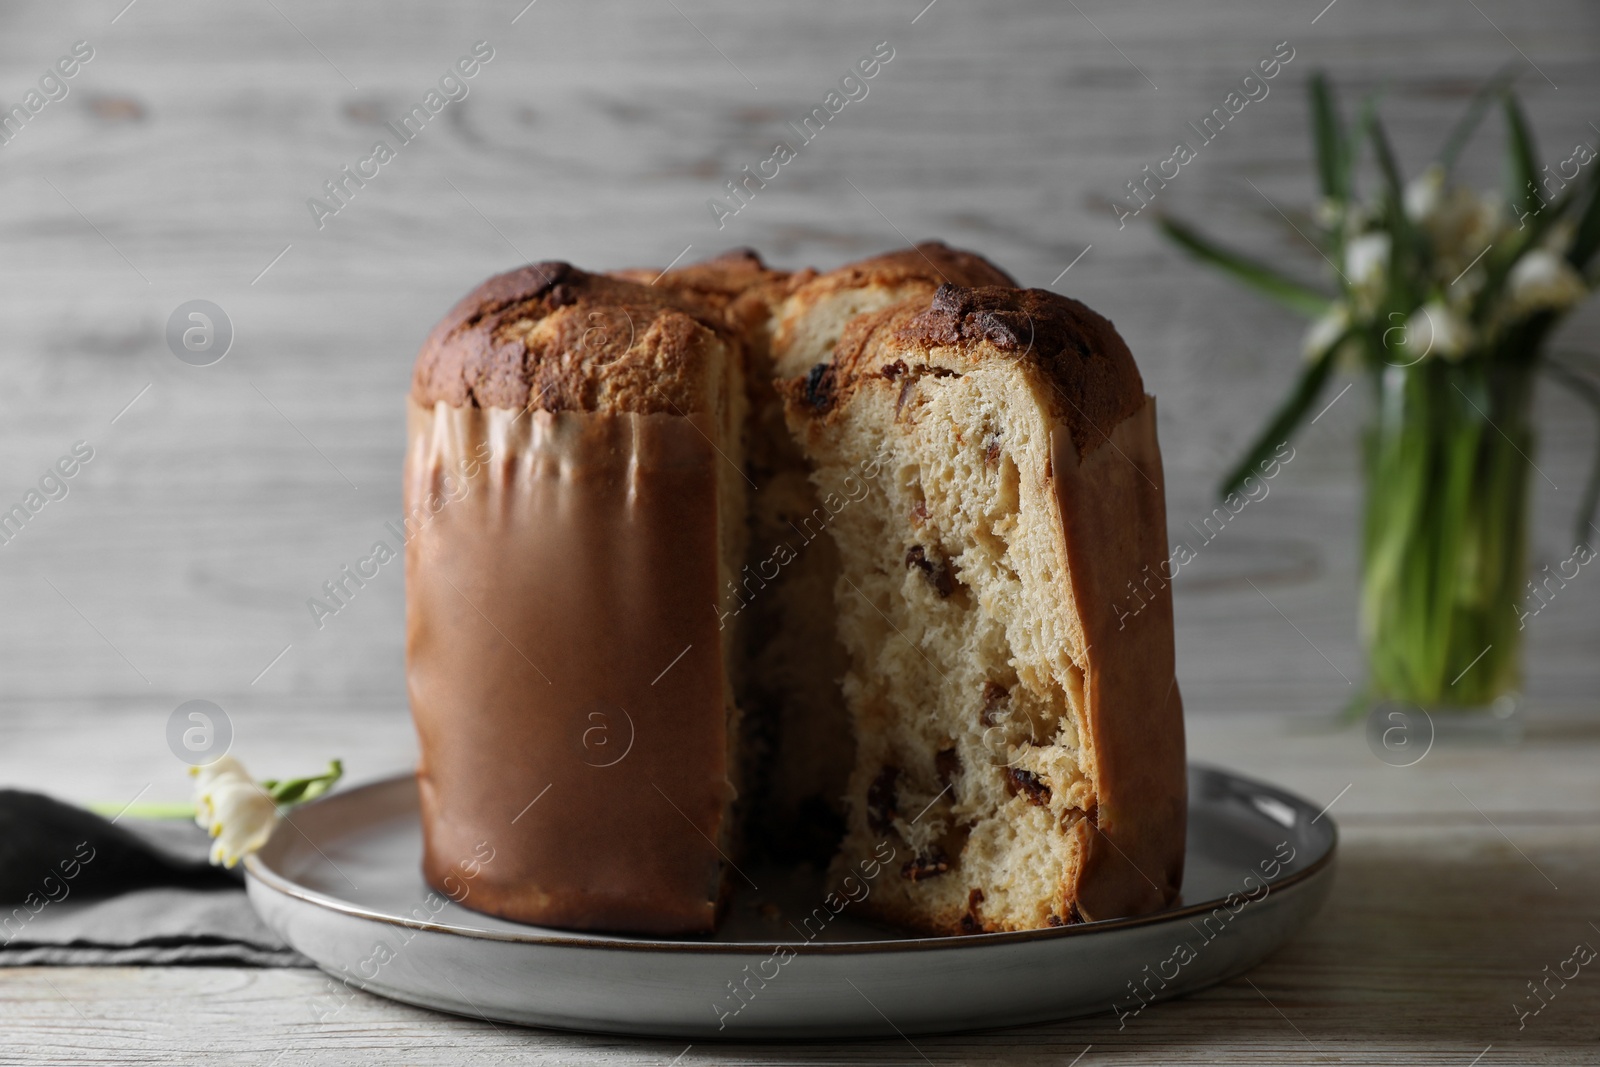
783,284 -> 1147,456
410,261 -> 732,415
615,248 -> 810,344
770,242 -> 1016,380
792,241 -> 1015,301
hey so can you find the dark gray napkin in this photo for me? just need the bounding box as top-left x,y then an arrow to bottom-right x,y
0,789 -> 312,967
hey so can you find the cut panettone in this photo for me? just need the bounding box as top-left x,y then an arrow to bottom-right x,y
403,247 -> 1186,938
779,283 -> 1185,933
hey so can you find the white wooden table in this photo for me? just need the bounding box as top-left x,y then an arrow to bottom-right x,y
1,0 -> 1597,1062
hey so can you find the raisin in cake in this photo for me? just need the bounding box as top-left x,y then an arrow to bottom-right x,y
779,282 -> 1186,933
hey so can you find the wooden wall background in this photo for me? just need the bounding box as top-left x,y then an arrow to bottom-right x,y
0,0 -> 1595,806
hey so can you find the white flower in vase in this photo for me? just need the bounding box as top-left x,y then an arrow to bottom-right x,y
1403,164 -> 1445,224
1507,250 -> 1589,317
1406,300 -> 1473,361
1346,233 -> 1390,289
1404,170 -> 1503,285
1156,69 -> 1600,714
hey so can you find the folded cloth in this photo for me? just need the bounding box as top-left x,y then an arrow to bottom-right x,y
0,789 -> 311,967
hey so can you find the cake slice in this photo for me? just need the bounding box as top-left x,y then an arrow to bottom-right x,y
405,262 -> 749,934
780,283 -> 1186,933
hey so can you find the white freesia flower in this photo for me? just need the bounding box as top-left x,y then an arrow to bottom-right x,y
1507,250 -> 1589,317
1434,189 -> 1502,272
1404,164 -> 1445,223
192,755 -> 279,868
1346,233 -> 1390,291
1393,164 -> 1506,285
1302,303 -> 1350,359
1406,301 -> 1473,361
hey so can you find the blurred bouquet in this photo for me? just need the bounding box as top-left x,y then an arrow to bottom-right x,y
1160,70 -> 1600,713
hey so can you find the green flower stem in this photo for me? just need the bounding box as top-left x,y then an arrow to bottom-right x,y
1360,358 -> 1532,708
85,800 -> 197,820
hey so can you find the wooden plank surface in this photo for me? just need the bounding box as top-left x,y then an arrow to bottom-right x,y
0,0 -> 1597,1061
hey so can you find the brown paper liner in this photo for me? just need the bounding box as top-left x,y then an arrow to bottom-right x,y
404,399 -> 732,934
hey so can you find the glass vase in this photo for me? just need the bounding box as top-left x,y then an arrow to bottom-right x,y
1359,356 -> 1535,718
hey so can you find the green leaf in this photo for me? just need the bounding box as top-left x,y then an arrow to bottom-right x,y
1566,165 -> 1600,271
1345,89 -> 1390,200
1502,89 -> 1540,218
262,759 -> 344,808
1364,112 -> 1420,302
1217,338 -> 1344,498
1436,62 -> 1521,174
1309,71 -> 1347,202
1157,214 -> 1334,317
1543,355 -> 1600,550
1366,111 -> 1407,208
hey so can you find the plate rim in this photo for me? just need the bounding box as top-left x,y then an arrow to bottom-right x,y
244,761 -> 1337,957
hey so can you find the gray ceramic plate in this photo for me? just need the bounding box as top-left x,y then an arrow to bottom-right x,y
245,764 -> 1335,1038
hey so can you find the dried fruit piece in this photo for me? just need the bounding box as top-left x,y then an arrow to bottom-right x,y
1005,767 -> 1052,807
802,361 -> 836,412
959,888 -> 986,933
935,747 -> 960,786
905,545 -> 955,598
900,847 -> 950,881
